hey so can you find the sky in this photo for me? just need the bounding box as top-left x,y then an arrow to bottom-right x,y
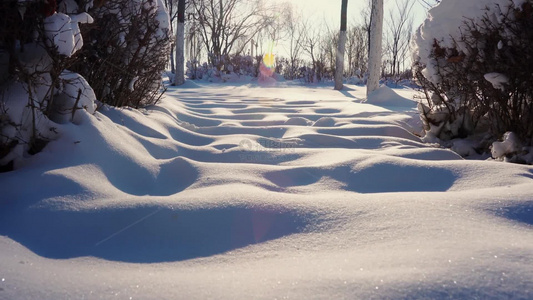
270,0 -> 430,29
266,0 -> 431,58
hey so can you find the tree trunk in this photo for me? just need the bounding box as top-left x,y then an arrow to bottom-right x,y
170,43 -> 175,74
334,33 -> 346,90
367,0 -> 383,96
335,0 -> 348,90
173,0 -> 186,86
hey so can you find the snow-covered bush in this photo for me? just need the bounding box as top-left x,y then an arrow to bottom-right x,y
186,60 -> 209,80
71,0 -> 171,108
266,57 -> 304,81
185,60 -> 222,82
227,54 -> 257,77
186,54 -> 260,82
413,0 -> 533,155
0,0 -> 97,170
299,66 -> 317,83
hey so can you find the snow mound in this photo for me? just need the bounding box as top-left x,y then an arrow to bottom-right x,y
50,71 -> 96,124
284,117 -> 313,126
366,86 -> 416,107
44,12 -> 93,57
313,117 -> 336,127
492,131 -> 522,160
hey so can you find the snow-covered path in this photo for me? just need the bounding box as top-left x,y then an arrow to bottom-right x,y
1,83 -> 532,299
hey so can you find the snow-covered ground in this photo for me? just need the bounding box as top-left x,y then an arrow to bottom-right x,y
1,82 -> 532,299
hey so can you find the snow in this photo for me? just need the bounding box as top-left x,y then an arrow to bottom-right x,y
128,76 -> 139,91
50,71 -> 97,124
44,13 -> 76,56
366,85 -> 417,107
0,77 -> 58,167
492,131 -> 522,160
484,72 -> 509,90
44,12 -> 93,57
1,82 -> 532,299
450,138 -> 479,157
155,0 -> 171,37
69,12 -> 94,24
1,3 -> 98,166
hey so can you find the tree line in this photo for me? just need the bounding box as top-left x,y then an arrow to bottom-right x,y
167,0 -> 434,89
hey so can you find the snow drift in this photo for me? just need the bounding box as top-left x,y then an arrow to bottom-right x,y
1,83 -> 532,299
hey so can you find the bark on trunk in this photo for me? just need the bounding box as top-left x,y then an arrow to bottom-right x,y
334,0 -> 348,90
173,0 -> 186,86
367,0 -> 383,96
174,23 -> 185,85
334,32 -> 347,90
170,43 -> 175,74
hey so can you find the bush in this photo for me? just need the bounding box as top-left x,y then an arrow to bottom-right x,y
0,0 -> 171,170
413,0 -> 533,148
70,0 -> 171,108
0,0 -> 97,169
186,54 -> 261,82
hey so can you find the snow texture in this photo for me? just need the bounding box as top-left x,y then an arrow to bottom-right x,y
44,12 -> 93,57
484,72 -> 509,90
1,82 -> 532,299
155,0 -> 171,37
50,71 -> 97,124
492,131 -> 522,159
366,85 -> 416,107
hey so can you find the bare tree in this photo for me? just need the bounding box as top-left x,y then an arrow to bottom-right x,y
73,0 -> 171,108
191,0 -> 266,69
345,25 -> 368,77
397,21 -> 413,78
264,2 -> 291,45
367,0 -> 383,95
163,0 -> 179,74
334,0 -> 348,90
186,11 -> 203,64
418,0 -> 440,10
385,0 -> 414,78
299,22 -> 322,82
280,4 -> 304,80
360,0 -> 372,53
321,22 -> 338,78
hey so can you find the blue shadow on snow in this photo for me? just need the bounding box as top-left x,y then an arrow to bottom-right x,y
0,206 -> 310,263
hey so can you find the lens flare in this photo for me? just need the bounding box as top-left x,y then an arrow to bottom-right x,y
263,52 -> 275,68
260,41 -> 276,79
